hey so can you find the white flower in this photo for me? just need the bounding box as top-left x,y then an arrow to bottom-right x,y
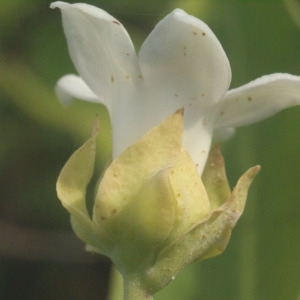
51,1 -> 300,175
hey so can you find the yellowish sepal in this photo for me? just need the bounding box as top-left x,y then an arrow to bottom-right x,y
56,117 -> 111,255
93,110 -> 184,270
202,144 -> 231,210
144,146 -> 260,293
56,110 -> 260,297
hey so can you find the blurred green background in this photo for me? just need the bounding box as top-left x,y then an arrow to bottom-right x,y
1,0 -> 300,299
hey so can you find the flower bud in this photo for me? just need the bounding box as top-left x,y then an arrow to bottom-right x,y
56,110 -> 260,295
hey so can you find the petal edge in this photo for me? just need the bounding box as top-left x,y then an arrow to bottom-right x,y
216,73 -> 300,129
55,74 -> 100,105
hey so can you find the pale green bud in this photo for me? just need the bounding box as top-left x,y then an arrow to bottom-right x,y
56,110 -> 260,295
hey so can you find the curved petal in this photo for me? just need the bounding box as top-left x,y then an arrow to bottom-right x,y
216,73 -> 300,129
51,1 -> 141,111
139,9 -> 231,108
183,110 -> 216,175
138,9 -> 231,173
55,74 -> 100,105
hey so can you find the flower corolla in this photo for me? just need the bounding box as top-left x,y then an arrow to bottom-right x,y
51,1 -> 300,175
52,2 -> 300,295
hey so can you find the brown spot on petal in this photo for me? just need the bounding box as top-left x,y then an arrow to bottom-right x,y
193,31 -> 197,36
111,209 -> 117,215
100,216 -> 106,221
202,32 -> 206,36
247,96 -> 252,102
111,76 -> 115,83
112,20 -> 120,25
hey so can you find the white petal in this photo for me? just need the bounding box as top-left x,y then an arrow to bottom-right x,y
183,111 -> 215,175
139,8 -> 231,110
139,8 -> 231,174
55,74 -> 99,105
213,127 -> 236,141
216,73 -> 300,129
51,1 -> 141,111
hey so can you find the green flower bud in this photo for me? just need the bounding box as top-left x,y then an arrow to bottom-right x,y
56,109 -> 260,296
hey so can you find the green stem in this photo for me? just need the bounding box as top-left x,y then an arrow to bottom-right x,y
107,266 -> 124,300
123,275 -> 154,300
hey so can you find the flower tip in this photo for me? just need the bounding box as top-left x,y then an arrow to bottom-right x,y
205,143 -> 224,170
248,165 -> 261,179
50,1 -> 65,9
169,108 -> 184,135
172,8 -> 186,15
170,8 -> 189,21
175,107 -> 184,117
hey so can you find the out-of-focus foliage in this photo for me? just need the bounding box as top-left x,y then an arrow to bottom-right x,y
0,0 -> 299,299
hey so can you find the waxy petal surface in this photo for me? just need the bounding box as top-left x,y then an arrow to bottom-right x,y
216,73 -> 300,129
55,74 -> 99,105
139,9 -> 231,174
51,2 -> 141,111
139,9 -> 231,108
